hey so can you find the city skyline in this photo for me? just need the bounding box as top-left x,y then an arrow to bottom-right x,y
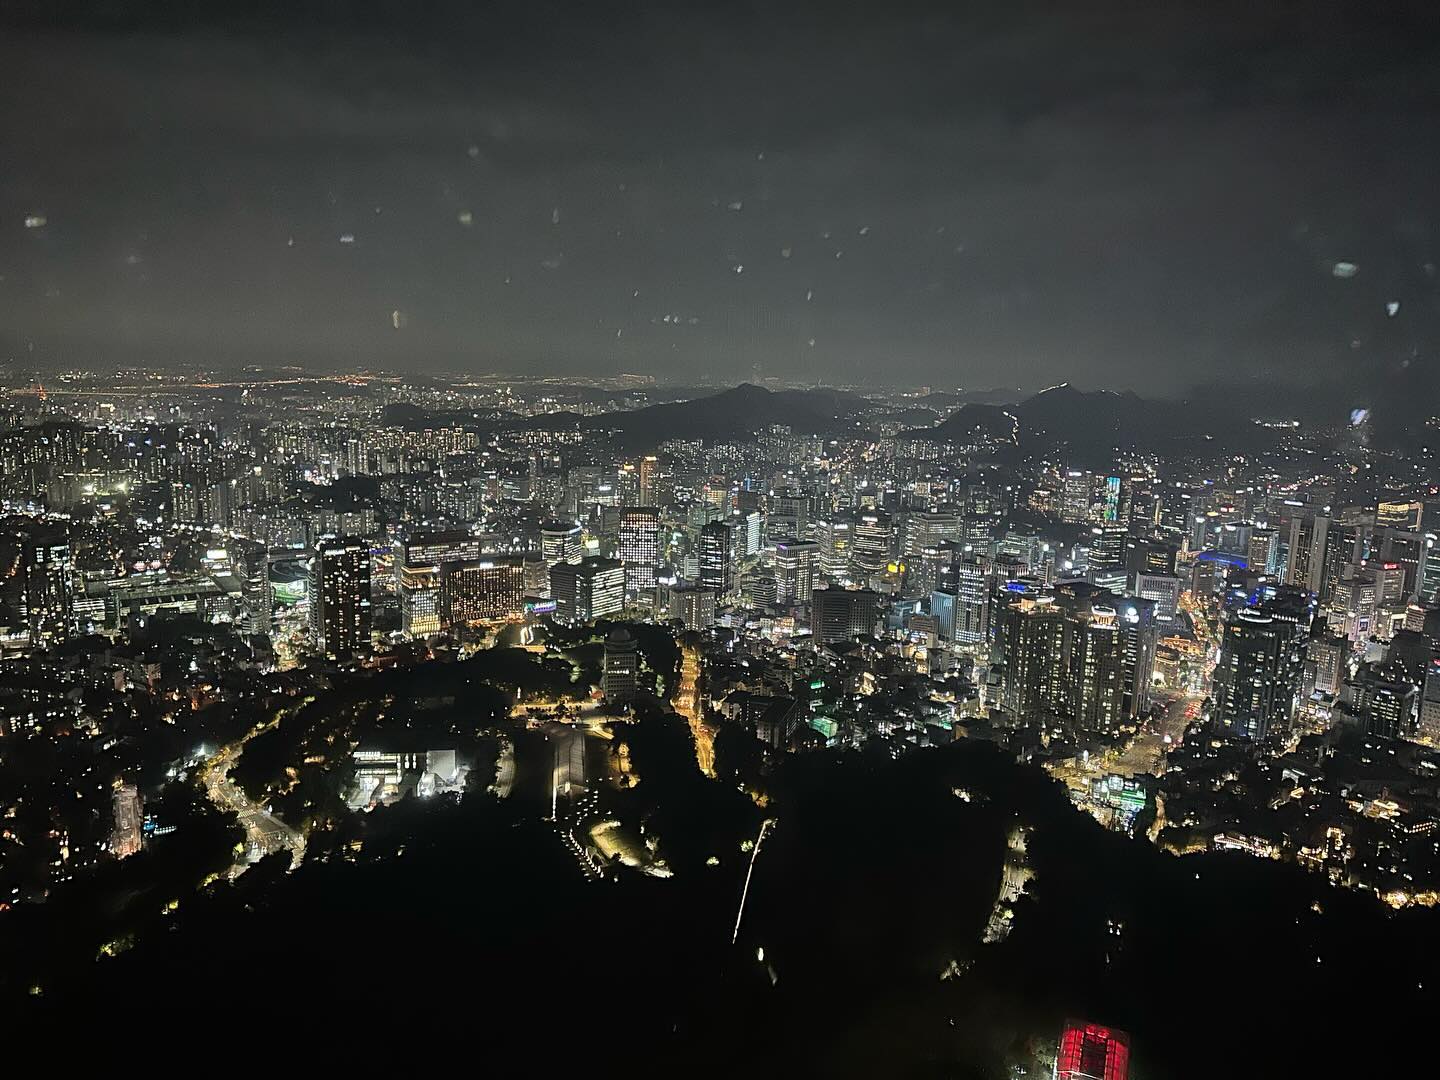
4,2 -> 1440,1072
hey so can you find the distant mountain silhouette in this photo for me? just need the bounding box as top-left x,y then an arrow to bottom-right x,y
578,384 -> 869,449
908,382 -> 1272,463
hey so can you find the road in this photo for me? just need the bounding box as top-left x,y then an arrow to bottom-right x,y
1106,694 -> 1200,778
675,640 -> 715,777
199,712 -> 306,875
1045,693 -> 1201,794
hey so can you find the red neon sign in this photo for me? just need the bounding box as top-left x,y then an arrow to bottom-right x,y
1056,1020 -> 1131,1080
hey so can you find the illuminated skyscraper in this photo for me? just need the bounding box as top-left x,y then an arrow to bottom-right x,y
698,519 -> 731,594
550,556 -> 625,625
766,489 -> 811,543
310,536 -> 372,660
903,508 -> 963,560
637,455 -> 659,505
951,555 -> 990,645
1378,528 -> 1425,601
540,520 -> 583,570
995,584 -> 1154,733
1123,535 -> 1169,578
1068,604 -> 1127,734
399,530 -> 482,638
774,538 -> 819,607
1422,533 -> 1440,603
812,515 -> 853,583
1101,474 -> 1124,522
618,506 -> 661,597
1133,572 -> 1181,619
1211,594 -> 1310,740
1088,524 -> 1128,571
20,525 -> 72,647
669,584 -> 717,629
995,591 -> 1067,722
1308,627 -> 1346,696
1288,515 -> 1362,603
850,509 -> 893,581
1061,470 -> 1094,525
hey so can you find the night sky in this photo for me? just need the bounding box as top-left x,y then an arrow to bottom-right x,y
3,1 -> 1440,393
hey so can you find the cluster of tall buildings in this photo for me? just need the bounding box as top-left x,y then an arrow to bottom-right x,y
395,530 -> 525,640
992,583 -> 1157,737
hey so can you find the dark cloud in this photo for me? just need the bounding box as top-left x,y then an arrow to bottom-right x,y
2,0 -> 1440,392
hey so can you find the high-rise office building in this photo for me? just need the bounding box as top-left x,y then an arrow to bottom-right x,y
1113,595 -> 1158,722
398,530 -> 482,638
1061,470 -> 1094,525
1066,604 -> 1127,733
1133,572 -> 1181,619
602,627 -> 639,703
540,520 -> 583,571
20,525 -> 72,646
1285,513 -> 1322,592
1419,657 -> 1440,744
812,515 -> 853,583
1422,534 -> 1440,603
903,508 -> 963,560
1124,536 -> 1177,579
618,506 -> 661,597
739,509 -> 764,557
766,490 -> 811,543
1348,664 -> 1416,739
1331,567 -> 1379,641
240,547 -> 273,640
907,539 -> 959,598
809,587 -> 880,644
774,539 -> 819,607
850,510 -> 893,580
1088,524 -> 1128,571
550,556 -> 625,625
1288,516 -> 1362,604
310,536 -> 372,660
698,519 -> 731,595
669,585 -> 717,630
1247,527 -> 1280,576
1308,628 -> 1347,696
1379,528 -> 1425,601
950,555 -> 990,645
637,455 -> 658,506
